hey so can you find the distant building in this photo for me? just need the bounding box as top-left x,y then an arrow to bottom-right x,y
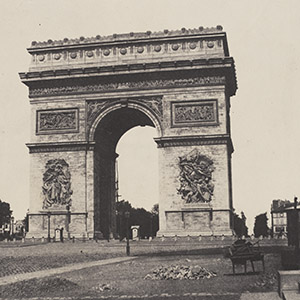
0,218 -> 24,237
14,220 -> 24,232
283,203 -> 300,247
0,223 -> 10,235
271,200 -> 293,237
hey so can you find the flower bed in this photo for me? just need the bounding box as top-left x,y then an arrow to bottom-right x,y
144,265 -> 216,280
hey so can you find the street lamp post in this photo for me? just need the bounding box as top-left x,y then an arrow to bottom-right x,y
11,216 -> 15,237
150,214 -> 153,240
47,211 -> 51,242
125,211 -> 130,256
294,197 -> 299,262
66,205 -> 71,240
116,211 -> 123,241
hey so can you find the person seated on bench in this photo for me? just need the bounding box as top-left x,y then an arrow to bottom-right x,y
228,239 -> 265,275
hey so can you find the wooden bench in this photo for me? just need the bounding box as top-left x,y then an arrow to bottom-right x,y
228,239 -> 265,275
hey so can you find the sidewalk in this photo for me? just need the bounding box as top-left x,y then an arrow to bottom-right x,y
0,256 -> 137,286
240,292 -> 281,300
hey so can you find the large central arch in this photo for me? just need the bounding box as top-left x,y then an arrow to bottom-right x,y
90,100 -> 161,239
20,26 -> 237,238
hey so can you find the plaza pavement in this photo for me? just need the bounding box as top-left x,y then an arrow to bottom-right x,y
240,292 -> 281,299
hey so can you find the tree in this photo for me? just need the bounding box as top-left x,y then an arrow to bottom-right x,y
22,212 -> 29,233
116,200 -> 132,240
115,200 -> 159,239
151,203 -> 159,215
253,212 -> 269,237
0,200 -> 12,227
233,211 -> 248,238
116,199 -> 132,213
151,203 -> 159,237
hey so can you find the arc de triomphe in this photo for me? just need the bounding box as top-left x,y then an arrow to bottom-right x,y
20,26 -> 237,239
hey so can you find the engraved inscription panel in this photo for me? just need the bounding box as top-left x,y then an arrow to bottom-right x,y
171,100 -> 218,127
37,108 -> 79,134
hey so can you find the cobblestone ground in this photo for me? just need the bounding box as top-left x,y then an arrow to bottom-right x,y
0,241 -> 125,277
0,238 -> 286,278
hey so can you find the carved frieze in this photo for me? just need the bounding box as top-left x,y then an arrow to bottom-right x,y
29,76 -> 225,97
37,108 -> 79,134
171,100 -> 218,127
42,159 -> 72,209
177,149 -> 214,203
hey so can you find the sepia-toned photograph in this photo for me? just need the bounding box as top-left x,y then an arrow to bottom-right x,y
0,1 -> 299,299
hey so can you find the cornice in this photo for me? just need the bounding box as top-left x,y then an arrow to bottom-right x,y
19,58 -> 237,98
26,141 -> 95,153
28,212 -> 88,216
26,136 -> 234,153
20,57 -> 235,82
154,134 -> 234,152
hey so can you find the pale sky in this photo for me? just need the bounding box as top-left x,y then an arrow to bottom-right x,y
0,0 -> 300,234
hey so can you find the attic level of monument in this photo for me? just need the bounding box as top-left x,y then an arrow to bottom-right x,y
20,26 -> 237,239
20,26 -> 237,99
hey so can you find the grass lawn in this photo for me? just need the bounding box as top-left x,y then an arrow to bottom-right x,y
0,252 -> 281,299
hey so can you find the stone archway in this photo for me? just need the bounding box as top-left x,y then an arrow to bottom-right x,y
89,100 -> 162,239
20,26 -> 237,238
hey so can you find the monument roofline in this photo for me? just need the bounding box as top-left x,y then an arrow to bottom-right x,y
28,26 -> 225,50
20,25 -> 237,97
24,25 -> 234,75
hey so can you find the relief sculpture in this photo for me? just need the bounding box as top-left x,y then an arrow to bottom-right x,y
39,111 -> 76,130
175,104 -> 214,123
42,159 -> 73,209
37,109 -> 78,134
178,149 -> 214,203
30,76 -> 226,97
138,96 -> 163,120
86,100 -> 108,128
172,100 -> 217,126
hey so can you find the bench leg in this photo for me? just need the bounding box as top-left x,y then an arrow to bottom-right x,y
244,262 -> 247,274
250,260 -> 255,273
232,263 -> 235,275
262,258 -> 265,273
